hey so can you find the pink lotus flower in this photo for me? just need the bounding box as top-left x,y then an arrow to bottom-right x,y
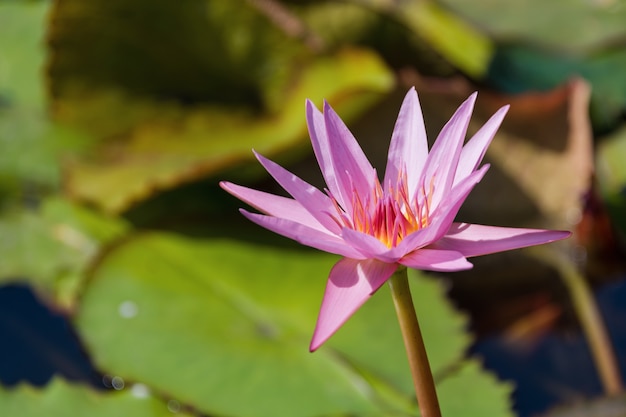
220,88 -> 570,351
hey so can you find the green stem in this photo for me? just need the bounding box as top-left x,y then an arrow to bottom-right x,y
556,255 -> 623,395
389,268 -> 442,417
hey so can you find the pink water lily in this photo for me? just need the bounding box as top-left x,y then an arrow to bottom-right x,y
220,88 -> 570,351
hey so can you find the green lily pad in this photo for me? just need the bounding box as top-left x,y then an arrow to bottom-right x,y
47,0 -> 300,111
437,359 -> 514,417
0,197 -> 128,308
47,0 -> 394,213
0,1 -> 48,108
0,378 -> 193,417
60,47 -> 393,214
331,268 -> 471,393
76,232 -> 514,416
0,1 -> 88,192
440,0 -> 626,51
0,107 -> 88,191
350,0 -> 493,78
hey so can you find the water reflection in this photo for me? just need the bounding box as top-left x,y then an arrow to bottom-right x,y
131,383 -> 150,398
102,374 -> 125,390
167,399 -> 181,413
118,301 -> 138,319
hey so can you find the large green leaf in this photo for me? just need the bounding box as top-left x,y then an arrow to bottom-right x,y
47,0 -> 298,110
0,107 -> 88,191
0,197 -> 128,308
76,232 -> 513,417
440,0 -> 626,51
0,1 -> 47,108
350,0 -> 492,78
59,47 -> 393,213
0,379 -> 194,417
331,268 -> 470,390
439,0 -> 626,131
437,360 -> 514,417
0,1 -> 88,192
47,0 -> 395,213
295,1 -> 457,78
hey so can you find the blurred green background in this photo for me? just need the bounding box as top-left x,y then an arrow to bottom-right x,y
1,1 -> 626,416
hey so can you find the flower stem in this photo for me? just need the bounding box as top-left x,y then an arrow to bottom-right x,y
533,245 -> 623,395
556,255 -> 623,395
389,268 -> 442,417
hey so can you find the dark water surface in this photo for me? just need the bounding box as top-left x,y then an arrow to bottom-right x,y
0,284 -> 102,388
472,276 -> 626,417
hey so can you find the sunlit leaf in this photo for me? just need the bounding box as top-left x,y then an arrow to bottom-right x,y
0,1 -> 48,108
378,0 -> 626,130
437,360 -> 514,417
0,378 -> 193,417
76,232 -> 513,417
59,47 -> 392,213
350,0 -> 493,78
440,0 -> 626,51
0,1 -> 88,192
331,268 -> 471,394
48,1 -> 393,213
295,1 -> 456,78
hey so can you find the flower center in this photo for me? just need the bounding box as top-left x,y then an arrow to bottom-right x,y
332,170 -> 434,248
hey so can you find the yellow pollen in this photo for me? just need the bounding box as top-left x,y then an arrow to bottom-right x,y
332,171 -> 434,248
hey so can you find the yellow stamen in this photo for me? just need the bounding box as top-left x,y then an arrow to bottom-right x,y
330,170 -> 435,248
